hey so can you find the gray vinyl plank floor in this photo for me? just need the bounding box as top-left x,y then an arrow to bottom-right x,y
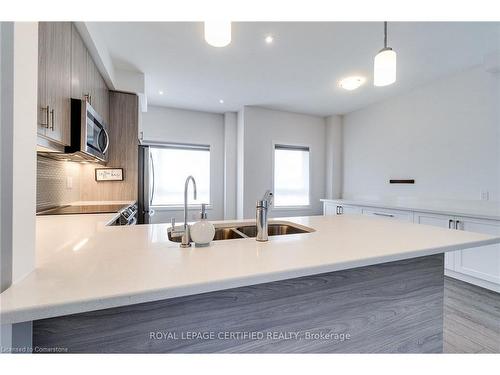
443,276 -> 500,353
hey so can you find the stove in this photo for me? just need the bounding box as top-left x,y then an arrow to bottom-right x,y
37,204 -> 132,216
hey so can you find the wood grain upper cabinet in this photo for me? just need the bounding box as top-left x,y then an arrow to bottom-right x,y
99,74 -> 109,126
37,22 -> 49,136
38,22 -> 72,146
70,24 -> 89,101
71,24 -> 109,126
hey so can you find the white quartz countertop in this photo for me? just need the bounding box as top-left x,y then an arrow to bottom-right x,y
321,198 -> 500,221
1,214 -> 499,324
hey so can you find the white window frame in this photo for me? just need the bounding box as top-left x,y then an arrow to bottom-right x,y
271,141 -> 312,210
148,142 -> 212,211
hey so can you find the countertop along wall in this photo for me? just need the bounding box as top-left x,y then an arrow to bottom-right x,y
239,106 -> 326,219
140,105 -> 225,222
342,66 -> 500,202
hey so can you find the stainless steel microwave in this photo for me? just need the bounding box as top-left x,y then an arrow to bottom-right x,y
66,99 -> 109,163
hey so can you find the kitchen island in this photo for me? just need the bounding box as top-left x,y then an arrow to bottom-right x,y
1,214 -> 499,353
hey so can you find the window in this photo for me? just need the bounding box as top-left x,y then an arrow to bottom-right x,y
273,144 -> 310,207
150,144 -> 210,206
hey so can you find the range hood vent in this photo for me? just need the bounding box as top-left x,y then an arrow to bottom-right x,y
37,150 -> 105,164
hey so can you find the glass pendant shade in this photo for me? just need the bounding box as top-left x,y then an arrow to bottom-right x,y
374,47 -> 397,86
204,21 -> 231,47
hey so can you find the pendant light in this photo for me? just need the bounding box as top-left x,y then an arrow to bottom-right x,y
374,22 -> 397,86
204,21 -> 231,47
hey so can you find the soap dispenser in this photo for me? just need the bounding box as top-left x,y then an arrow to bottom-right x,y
190,204 -> 215,247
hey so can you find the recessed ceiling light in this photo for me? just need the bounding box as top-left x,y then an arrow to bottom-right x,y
339,76 -> 366,91
204,21 -> 232,47
219,99 -> 224,104
158,90 -> 164,95
265,35 -> 274,44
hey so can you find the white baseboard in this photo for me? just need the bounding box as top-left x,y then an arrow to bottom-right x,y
445,269 -> 500,293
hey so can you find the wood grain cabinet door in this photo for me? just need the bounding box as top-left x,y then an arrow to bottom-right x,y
71,23 -> 110,125
71,24 -> 88,101
100,75 -> 109,126
86,51 -> 100,113
37,22 -> 49,136
44,22 -> 72,146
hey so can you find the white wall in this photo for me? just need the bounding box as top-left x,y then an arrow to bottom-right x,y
342,66 -> 500,201
12,23 -> 38,282
223,112 -> 237,219
240,106 -> 326,218
0,21 -> 37,352
140,105 -> 225,222
1,22 -> 13,294
236,109 -> 245,219
325,115 -> 343,199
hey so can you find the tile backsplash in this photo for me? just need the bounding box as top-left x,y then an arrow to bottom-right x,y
36,156 -> 81,212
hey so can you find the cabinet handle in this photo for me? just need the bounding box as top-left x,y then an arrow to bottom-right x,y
340,206 -> 344,214
41,106 -> 50,128
84,93 -> 92,105
448,219 -> 454,229
373,212 -> 394,217
336,206 -> 339,215
49,109 -> 55,130
455,220 -> 460,230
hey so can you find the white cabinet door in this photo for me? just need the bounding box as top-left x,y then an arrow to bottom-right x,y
362,207 -> 413,222
342,205 -> 362,215
323,202 -> 337,216
454,217 -> 500,286
323,202 -> 362,216
414,212 -> 456,270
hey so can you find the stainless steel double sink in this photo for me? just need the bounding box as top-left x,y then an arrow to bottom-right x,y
168,221 -> 314,243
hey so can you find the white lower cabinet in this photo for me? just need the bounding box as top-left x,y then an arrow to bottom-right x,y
453,217 -> 500,290
323,202 -> 362,216
414,211 -> 500,292
361,207 -> 413,222
323,202 -> 338,216
323,200 -> 500,292
342,205 -> 362,215
413,212 -> 457,270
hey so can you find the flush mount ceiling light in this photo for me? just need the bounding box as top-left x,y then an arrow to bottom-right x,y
339,76 -> 366,91
204,21 -> 231,47
219,99 -> 224,104
158,90 -> 164,95
265,35 -> 274,44
374,22 -> 397,87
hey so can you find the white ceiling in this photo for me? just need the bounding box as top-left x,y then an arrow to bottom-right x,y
91,22 -> 500,116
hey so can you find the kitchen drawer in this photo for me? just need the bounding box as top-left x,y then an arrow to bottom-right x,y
362,208 -> 413,222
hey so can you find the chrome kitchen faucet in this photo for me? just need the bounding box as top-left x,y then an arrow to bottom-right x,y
170,175 -> 197,248
256,190 -> 273,241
